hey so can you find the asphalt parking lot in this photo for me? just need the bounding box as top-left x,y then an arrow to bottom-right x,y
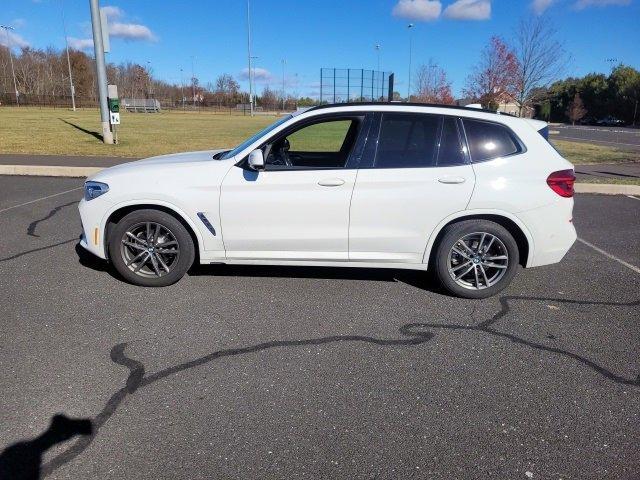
1,176 -> 638,480
550,125 -> 640,151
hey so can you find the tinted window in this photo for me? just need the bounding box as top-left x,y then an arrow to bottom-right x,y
437,117 -> 466,166
463,119 -> 521,162
375,113 -> 440,168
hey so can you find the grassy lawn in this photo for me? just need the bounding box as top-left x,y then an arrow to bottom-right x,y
552,139 -> 640,165
0,107 -> 277,158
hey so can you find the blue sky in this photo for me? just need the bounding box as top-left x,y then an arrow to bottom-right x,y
2,0 -> 639,98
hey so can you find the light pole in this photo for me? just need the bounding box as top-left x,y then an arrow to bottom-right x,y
407,23 -> 414,101
246,0 -> 254,116
281,58 -> 286,110
180,68 -> 185,110
0,25 -> 19,106
60,0 -> 76,111
375,44 -> 381,72
146,60 -> 152,98
190,55 -> 196,107
88,0 -> 113,143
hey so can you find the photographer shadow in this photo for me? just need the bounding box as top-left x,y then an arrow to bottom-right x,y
0,415 -> 92,480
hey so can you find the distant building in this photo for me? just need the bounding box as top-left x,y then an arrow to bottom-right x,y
455,94 -> 534,118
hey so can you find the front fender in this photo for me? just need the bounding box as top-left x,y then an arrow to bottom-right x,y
99,199 -> 210,260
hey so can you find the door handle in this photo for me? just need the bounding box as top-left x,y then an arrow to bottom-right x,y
438,176 -> 466,184
318,178 -> 345,187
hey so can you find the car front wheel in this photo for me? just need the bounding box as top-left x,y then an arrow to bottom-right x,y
434,219 -> 519,299
108,209 -> 195,287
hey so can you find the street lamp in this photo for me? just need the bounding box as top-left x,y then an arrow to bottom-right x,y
60,0 -> 76,111
375,44 -> 381,72
190,55 -> 196,107
246,0 -> 254,116
281,58 -> 286,110
407,23 -> 414,101
180,68 -> 185,109
0,25 -> 19,106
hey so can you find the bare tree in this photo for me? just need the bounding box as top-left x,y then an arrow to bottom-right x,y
464,36 -> 519,110
513,16 -> 568,116
566,93 -> 587,125
414,60 -> 454,105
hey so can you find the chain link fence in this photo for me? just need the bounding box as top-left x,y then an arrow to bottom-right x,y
320,68 -> 394,104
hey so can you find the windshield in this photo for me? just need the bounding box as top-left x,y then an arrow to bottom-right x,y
219,115 -> 293,160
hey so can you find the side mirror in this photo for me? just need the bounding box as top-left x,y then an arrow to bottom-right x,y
248,149 -> 265,171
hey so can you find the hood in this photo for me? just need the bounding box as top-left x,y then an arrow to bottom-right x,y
89,149 -> 230,182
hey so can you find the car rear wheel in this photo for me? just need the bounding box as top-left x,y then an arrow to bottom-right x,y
108,209 -> 195,287
434,219 -> 519,299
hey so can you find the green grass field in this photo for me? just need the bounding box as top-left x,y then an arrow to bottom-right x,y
0,107 -> 277,158
1,107 -> 639,169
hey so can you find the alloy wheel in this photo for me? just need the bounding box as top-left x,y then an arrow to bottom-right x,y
120,222 -> 180,278
447,232 -> 509,290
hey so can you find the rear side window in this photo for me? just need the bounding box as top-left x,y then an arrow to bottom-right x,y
374,113 -> 467,168
463,119 -> 522,163
375,113 -> 440,168
437,117 -> 466,166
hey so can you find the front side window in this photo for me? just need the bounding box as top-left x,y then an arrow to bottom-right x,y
264,117 -> 360,169
463,119 -> 522,162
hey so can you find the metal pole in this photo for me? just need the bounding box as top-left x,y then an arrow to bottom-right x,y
407,23 -> 414,101
180,68 -> 184,110
247,0 -> 253,116
281,58 -> 286,110
1,25 -> 19,106
60,1 -> 76,111
190,56 -> 195,108
375,44 -> 381,73
88,0 -> 113,143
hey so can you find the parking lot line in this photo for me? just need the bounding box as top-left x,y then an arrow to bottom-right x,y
627,195 -> 639,201
577,237 -> 640,274
0,187 -> 82,214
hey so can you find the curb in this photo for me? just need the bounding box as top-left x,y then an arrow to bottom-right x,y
0,165 -> 103,178
0,164 -> 639,196
574,183 -> 640,195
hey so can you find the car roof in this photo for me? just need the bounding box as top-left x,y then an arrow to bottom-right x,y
307,101 -> 516,117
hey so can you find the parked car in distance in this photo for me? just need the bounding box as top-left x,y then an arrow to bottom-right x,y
78,103 -> 577,299
597,115 -> 626,127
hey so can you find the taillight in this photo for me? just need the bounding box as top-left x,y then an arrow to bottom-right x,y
547,169 -> 576,198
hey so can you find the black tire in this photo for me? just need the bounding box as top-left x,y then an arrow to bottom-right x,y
108,209 -> 195,287
434,219 -> 519,299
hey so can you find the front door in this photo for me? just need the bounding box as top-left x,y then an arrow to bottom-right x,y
220,115 -> 366,261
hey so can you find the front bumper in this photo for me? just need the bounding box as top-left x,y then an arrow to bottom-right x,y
78,196 -> 111,259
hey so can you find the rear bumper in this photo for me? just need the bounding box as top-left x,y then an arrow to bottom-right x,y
517,199 -> 577,268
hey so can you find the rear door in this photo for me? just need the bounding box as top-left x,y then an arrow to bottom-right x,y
349,112 -> 475,263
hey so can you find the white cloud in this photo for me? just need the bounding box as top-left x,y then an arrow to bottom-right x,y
574,0 -> 631,8
239,67 -> 273,82
101,6 -> 123,20
108,23 -> 157,41
392,0 -> 442,21
443,0 -> 491,20
11,18 -> 27,28
531,0 -> 557,14
0,30 -> 30,49
67,37 -> 94,50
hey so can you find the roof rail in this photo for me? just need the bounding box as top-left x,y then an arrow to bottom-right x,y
307,101 -> 516,117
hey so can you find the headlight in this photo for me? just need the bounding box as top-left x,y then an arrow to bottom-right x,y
84,181 -> 109,201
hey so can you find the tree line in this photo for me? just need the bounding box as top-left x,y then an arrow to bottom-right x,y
1,15 -> 638,123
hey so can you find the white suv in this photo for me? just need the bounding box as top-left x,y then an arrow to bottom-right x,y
78,103 -> 577,298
